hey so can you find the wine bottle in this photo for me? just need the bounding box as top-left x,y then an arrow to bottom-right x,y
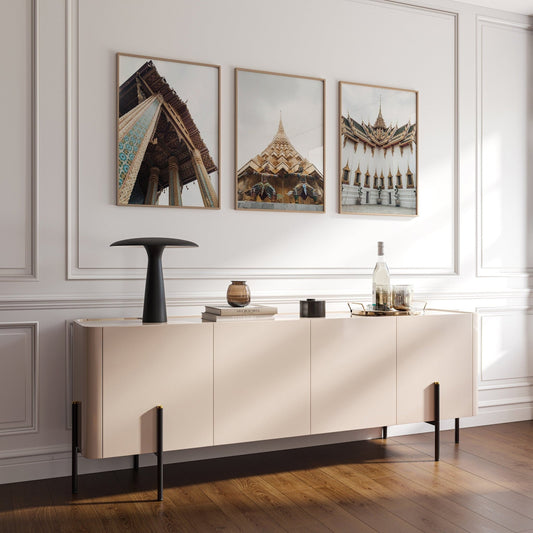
372,241 -> 391,310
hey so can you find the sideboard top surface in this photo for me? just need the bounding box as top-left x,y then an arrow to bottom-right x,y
73,309 -> 471,328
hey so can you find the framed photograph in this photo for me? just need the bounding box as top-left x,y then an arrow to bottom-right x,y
117,53 -> 220,208
236,68 -> 325,212
339,81 -> 418,216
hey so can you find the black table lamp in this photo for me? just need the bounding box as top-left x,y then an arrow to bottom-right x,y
110,237 -> 198,323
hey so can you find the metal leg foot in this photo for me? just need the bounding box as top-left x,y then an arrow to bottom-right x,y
133,454 -> 139,471
382,426 -> 387,439
72,401 -> 80,494
156,406 -> 163,501
434,382 -> 440,461
455,418 -> 459,444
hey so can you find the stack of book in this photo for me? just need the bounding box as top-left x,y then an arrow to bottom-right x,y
201,304 -> 278,322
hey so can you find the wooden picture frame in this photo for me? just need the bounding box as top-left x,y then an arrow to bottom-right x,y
339,81 -> 418,216
235,68 -> 325,213
117,53 -> 220,209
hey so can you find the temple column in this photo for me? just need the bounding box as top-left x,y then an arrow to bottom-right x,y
192,149 -> 218,208
145,166 -> 160,205
118,94 -> 163,205
118,94 -> 157,140
168,156 -> 183,206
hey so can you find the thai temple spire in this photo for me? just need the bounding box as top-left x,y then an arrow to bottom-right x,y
237,112 -> 323,180
272,112 -> 290,144
373,97 -> 387,130
260,111 -> 301,161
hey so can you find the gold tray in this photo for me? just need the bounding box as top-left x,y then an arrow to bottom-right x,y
348,302 -> 426,316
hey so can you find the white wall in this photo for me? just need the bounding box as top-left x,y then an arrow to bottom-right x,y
0,0 -> 531,484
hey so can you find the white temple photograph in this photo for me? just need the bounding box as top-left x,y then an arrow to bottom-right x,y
340,82 -> 418,215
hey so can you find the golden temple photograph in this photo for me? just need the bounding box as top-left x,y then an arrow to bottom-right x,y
236,68 -> 325,212
117,53 -> 220,208
340,81 -> 418,216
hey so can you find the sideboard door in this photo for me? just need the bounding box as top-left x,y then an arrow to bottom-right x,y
102,323 -> 213,457
310,316 -> 397,434
214,320 -> 311,445
397,313 -> 474,424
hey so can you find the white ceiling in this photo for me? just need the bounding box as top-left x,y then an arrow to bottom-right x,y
464,0 -> 533,15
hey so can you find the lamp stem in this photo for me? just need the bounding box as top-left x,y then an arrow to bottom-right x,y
143,244 -> 167,323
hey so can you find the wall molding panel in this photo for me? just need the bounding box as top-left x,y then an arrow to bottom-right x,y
0,322 -> 38,436
477,306 -> 533,386
66,0 -> 459,280
478,397 -> 533,409
0,0 -> 38,280
479,380 -> 533,391
476,16 -> 533,277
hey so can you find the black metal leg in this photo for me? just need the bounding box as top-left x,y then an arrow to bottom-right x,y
382,426 -> 387,439
455,417 -> 460,444
133,454 -> 139,470
72,401 -> 80,494
434,382 -> 440,461
156,406 -> 163,501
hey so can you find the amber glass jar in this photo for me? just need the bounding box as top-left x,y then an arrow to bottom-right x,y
226,281 -> 251,307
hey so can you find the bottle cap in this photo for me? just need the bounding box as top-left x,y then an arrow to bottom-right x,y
377,241 -> 384,256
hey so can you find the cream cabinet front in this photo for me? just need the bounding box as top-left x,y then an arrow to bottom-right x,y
311,316 -> 397,434
73,311 -> 476,462
213,319 -> 311,445
74,322 -> 214,459
396,313 -> 475,424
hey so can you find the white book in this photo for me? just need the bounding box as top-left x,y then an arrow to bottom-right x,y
204,304 -> 277,316
201,312 -> 275,322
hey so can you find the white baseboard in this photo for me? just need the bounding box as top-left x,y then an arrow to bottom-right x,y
1,406 -> 531,485
386,404 -> 533,437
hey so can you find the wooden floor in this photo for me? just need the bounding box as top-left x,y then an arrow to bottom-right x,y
1,421 -> 532,532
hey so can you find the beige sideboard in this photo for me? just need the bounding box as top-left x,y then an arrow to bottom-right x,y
72,310 -> 476,500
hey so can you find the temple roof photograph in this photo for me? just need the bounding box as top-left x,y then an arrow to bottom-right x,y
236,69 -> 324,175
117,55 -> 219,207
341,83 -> 417,149
235,69 -> 325,212
237,114 -> 322,179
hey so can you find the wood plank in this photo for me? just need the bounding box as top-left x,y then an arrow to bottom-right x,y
47,481 -> 103,533
166,482 -> 242,533
470,425 -> 533,454
84,470 -> 158,533
374,472 -> 511,533
397,436 -> 533,497
292,466 -> 423,533
199,477 -> 287,532
259,471 -> 376,533
454,430 -> 533,469
11,479 -> 57,533
330,463 -> 470,533
229,475 -> 331,533
112,467 -> 198,533
0,482 -> 14,533
382,461 -> 533,532
482,421 -> 533,442
474,422 -> 533,450
46,474 -> 117,533
414,457 -> 533,520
